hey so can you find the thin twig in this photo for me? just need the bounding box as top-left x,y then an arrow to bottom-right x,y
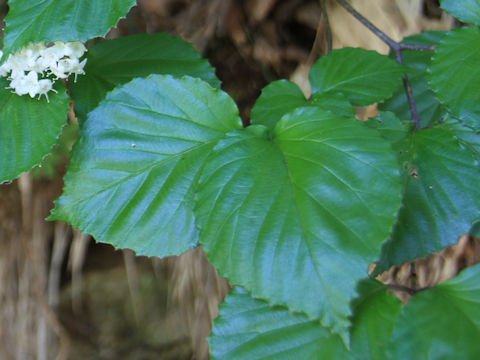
395,50 -> 421,129
335,0 -> 434,129
307,16 -> 326,66
320,0 -> 332,53
400,44 -> 436,51
336,0 -> 397,48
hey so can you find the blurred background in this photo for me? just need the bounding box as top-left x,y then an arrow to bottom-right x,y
0,1 -> 472,359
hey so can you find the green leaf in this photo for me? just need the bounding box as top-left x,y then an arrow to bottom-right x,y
70,33 -> 220,120
378,122 -> 480,268
32,120 -> 78,180
196,107 -> 402,339
428,27 -> 480,128
379,31 -> 446,128
250,80 -> 308,129
440,0 -> 480,26
209,287 -> 345,360
49,75 -> 242,256
309,48 -> 406,106
443,116 -> 480,158
310,92 -> 356,118
388,263 -> 480,359
366,112 -> 411,144
3,0 -> 136,56
250,80 -> 355,130
209,281 -> 402,360
348,280 -> 403,360
0,79 -> 70,183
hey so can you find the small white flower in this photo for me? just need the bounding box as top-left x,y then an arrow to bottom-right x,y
6,54 -> 27,77
37,79 -> 57,102
56,57 -> 87,81
64,41 -> 87,58
0,62 -> 10,77
9,71 -> 39,97
49,59 -> 69,79
47,41 -> 68,59
0,40 -> 87,100
36,51 -> 59,71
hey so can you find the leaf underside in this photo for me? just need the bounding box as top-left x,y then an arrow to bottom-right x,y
440,0 -> 480,26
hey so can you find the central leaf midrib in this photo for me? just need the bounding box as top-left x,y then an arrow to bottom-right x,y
273,139 -> 331,318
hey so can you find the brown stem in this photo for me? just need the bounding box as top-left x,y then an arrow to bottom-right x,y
320,0 -> 332,53
335,0 -> 434,129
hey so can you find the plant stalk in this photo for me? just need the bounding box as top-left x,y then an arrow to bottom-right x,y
335,0 -> 434,129
320,0 -> 333,53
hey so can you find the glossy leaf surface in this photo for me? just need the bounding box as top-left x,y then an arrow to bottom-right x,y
197,107 -> 402,339
209,281 -> 402,360
379,121 -> 480,268
50,75 -> 242,256
428,27 -> 480,128
440,0 -> 480,26
444,117 -> 480,157
209,287 -> 344,360
3,0 -> 136,56
0,79 -> 69,183
388,263 -> 480,359
70,33 -> 220,120
309,48 -> 405,106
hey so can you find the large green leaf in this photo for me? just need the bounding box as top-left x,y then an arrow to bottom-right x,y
0,79 -> 70,183
209,281 -> 402,360
378,121 -> 480,268
379,31 -> 446,128
70,33 -> 220,120
196,107 -> 402,339
388,263 -> 480,359
3,0 -> 136,56
428,27 -> 480,128
440,0 -> 480,26
309,48 -> 406,106
49,75 -> 242,256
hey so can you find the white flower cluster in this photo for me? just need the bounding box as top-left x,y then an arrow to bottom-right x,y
0,41 -> 87,101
